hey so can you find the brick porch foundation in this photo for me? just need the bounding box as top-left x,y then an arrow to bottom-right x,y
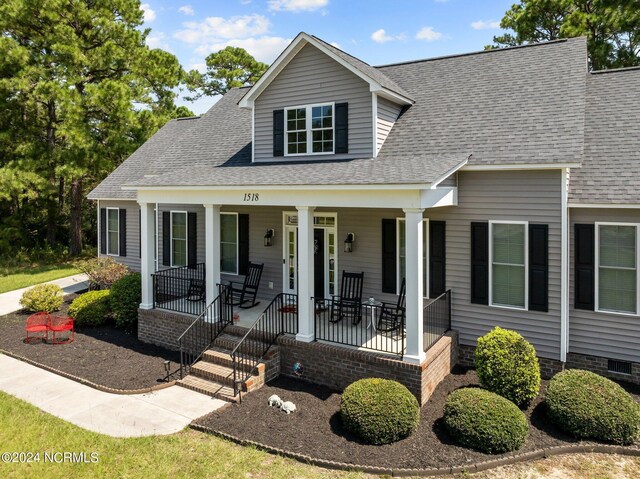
138,307 -> 193,351
566,352 -> 640,385
458,344 -> 564,379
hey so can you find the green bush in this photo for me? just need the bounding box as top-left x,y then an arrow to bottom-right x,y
19,284 -> 64,313
443,387 -> 529,454
546,369 -> 640,445
110,273 -> 141,331
475,327 -> 541,406
68,290 -> 111,327
340,378 -> 420,445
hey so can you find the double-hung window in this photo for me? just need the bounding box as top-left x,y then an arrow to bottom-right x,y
107,208 -> 120,256
285,103 -> 334,156
171,211 -> 187,267
221,213 -> 238,274
490,221 -> 527,309
596,223 -> 639,315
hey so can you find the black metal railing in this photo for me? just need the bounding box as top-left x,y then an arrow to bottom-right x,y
178,284 -> 232,378
231,293 -> 298,397
424,289 -> 452,351
313,298 -> 406,357
152,263 -> 206,316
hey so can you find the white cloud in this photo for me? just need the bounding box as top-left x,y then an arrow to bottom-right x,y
268,0 -> 329,12
174,14 -> 270,44
240,0 -> 252,4
329,41 -> 341,49
195,37 -> 292,64
416,27 -> 443,41
178,5 -> 194,16
371,28 -> 405,44
146,32 -> 173,52
471,20 -> 501,30
434,0 -> 450,3
141,3 -> 156,22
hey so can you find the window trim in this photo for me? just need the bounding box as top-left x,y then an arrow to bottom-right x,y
489,220 -> 529,311
284,102 -> 335,157
106,207 -> 120,257
221,212 -> 239,275
170,210 -> 188,268
594,221 -> 640,317
396,217 -> 429,298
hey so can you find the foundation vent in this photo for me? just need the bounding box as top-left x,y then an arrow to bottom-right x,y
607,359 -> 632,375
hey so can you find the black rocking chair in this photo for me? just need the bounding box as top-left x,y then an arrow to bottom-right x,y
330,271 -> 364,325
229,262 -> 264,309
377,278 -> 406,332
186,279 -> 205,302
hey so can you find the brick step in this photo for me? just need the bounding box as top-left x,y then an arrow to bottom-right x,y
201,346 -> 262,372
213,333 -> 279,359
190,360 -> 264,389
177,375 -> 239,403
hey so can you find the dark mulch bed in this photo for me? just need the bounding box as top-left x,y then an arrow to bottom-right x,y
195,368 -> 640,470
0,294 -> 179,390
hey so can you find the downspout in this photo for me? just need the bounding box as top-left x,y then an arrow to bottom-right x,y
155,203 -> 159,271
560,168 -> 569,363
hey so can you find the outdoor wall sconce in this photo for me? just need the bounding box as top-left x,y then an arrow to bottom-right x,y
264,229 -> 275,247
344,233 -> 355,253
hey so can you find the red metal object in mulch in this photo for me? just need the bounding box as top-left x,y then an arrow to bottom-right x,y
49,315 -> 74,344
25,312 -> 51,343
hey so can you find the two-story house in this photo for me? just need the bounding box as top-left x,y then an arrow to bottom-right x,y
88,32 -> 640,403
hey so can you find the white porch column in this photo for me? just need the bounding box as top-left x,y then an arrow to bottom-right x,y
404,208 -> 426,364
140,202 -> 156,309
204,204 -> 221,304
296,206 -> 315,342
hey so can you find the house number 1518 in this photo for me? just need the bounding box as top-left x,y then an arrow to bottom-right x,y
243,193 -> 259,202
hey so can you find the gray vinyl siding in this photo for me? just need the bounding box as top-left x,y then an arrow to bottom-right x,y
429,170 -> 563,360
376,97 -> 402,155
254,43 -> 373,162
569,208 -> 640,363
157,204 -> 205,269
98,200 -> 141,272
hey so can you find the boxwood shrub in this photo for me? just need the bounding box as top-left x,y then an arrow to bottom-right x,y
19,284 -> 64,313
475,326 -> 541,406
110,273 -> 141,331
340,378 -> 420,445
443,387 -> 529,454
546,369 -> 640,445
68,290 -> 111,327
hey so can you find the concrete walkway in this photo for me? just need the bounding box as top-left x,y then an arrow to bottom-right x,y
0,355 -> 225,437
0,273 -> 89,316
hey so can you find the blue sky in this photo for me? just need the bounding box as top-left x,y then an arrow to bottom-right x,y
140,0 -> 516,114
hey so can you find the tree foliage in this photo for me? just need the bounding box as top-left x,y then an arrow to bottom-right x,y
0,0 -> 185,256
186,46 -> 268,100
491,0 -> 640,70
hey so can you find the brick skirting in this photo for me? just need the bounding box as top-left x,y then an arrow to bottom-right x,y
566,352 -> 640,385
278,331 -> 459,405
138,308 -> 194,351
458,344 -> 564,379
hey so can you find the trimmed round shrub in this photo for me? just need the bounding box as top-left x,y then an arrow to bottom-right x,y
340,378 -> 420,445
68,290 -> 111,327
110,273 -> 141,331
475,327 -> 541,406
443,387 -> 529,454
19,284 -> 64,313
546,369 -> 640,445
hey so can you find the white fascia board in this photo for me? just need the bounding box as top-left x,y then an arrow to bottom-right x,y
124,183 -> 431,192
420,187 -> 457,208
431,156 -> 469,188
569,203 -> 640,209
371,86 -> 413,106
461,163 -> 581,171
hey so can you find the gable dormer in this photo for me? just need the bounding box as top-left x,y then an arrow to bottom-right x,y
240,33 -> 412,163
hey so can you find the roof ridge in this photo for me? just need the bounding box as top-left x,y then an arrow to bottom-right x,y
591,64 -> 640,75
176,116 -> 201,121
375,38 -> 572,68
311,34 -> 374,67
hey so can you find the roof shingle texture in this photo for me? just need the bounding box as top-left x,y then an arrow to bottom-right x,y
568,67 -> 640,204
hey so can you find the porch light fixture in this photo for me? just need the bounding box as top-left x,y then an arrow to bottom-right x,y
264,229 -> 275,247
344,233 -> 355,253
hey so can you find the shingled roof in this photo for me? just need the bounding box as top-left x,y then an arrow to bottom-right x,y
568,66 -> 640,204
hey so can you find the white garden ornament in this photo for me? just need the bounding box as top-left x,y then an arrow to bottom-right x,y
280,401 -> 296,414
267,394 -> 283,408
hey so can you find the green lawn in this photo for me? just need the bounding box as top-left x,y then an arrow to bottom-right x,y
0,391 -> 363,479
0,264 -> 80,294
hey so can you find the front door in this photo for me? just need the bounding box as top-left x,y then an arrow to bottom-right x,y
314,228 -> 325,298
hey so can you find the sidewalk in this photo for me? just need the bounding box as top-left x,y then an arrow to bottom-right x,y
0,354 -> 225,437
0,273 -> 89,316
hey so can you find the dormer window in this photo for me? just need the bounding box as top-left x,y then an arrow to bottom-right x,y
285,103 -> 334,156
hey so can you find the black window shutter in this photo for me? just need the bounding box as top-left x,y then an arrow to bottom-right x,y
187,212 -> 197,267
238,214 -> 250,275
273,109 -> 284,157
335,103 -> 348,154
382,219 -> 397,293
100,208 -> 107,255
429,221 -> 446,297
529,224 -> 548,312
471,222 -> 489,305
162,211 -> 170,266
119,209 -> 127,257
575,224 -> 595,310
